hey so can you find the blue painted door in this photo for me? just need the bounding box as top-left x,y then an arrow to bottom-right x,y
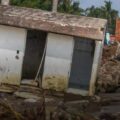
69,38 -> 95,90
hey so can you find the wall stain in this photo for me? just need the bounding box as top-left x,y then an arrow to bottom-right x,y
0,74 -> 20,86
42,75 -> 68,91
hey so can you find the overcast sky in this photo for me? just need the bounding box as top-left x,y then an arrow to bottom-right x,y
77,0 -> 120,14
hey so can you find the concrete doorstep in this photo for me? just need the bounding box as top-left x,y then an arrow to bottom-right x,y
21,79 -> 38,87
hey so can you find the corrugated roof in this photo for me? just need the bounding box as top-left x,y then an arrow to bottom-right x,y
0,5 -> 107,40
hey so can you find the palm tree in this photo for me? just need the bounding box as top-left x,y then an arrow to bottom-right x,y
58,0 -> 83,15
85,0 -> 119,34
102,0 -> 118,33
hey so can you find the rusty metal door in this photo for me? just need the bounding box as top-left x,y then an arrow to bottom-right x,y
69,38 -> 94,90
0,25 -> 26,85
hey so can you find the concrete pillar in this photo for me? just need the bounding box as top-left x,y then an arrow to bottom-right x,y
89,41 -> 102,96
1,0 -> 10,5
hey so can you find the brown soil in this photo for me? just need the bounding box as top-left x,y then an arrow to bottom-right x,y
0,93 -> 45,120
97,42 -> 120,92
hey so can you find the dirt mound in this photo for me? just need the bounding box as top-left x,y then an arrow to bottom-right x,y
97,59 -> 120,92
97,42 -> 120,93
0,94 -> 45,120
102,43 -> 118,64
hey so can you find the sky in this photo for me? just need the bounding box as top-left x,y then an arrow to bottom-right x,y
77,0 -> 120,14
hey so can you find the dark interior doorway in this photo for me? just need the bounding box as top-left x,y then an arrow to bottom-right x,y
22,30 -> 47,79
69,37 -> 95,90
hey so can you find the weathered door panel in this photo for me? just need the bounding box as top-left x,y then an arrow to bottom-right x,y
0,25 -> 26,85
69,38 -> 95,90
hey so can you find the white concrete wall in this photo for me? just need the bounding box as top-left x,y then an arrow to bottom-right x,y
0,25 -> 26,52
42,33 -> 74,91
0,25 -> 27,85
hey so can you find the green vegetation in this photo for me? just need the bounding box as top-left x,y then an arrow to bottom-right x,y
10,0 -> 119,34
10,0 -> 84,15
10,0 -> 52,10
85,1 -> 119,34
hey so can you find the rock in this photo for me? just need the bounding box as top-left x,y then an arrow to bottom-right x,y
101,105 -> 120,114
45,98 -> 55,103
14,91 -> 41,100
65,100 -> 89,107
24,98 -> 38,103
65,100 -> 89,113
91,95 -> 101,102
0,85 -> 18,93
100,113 -> 116,120
21,79 -> 38,87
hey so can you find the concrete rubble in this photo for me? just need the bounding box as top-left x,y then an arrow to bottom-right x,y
97,42 -> 120,92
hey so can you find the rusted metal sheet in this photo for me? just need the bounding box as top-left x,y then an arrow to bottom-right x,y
0,5 -> 107,40
42,33 -> 74,91
0,25 -> 27,85
116,19 -> 120,41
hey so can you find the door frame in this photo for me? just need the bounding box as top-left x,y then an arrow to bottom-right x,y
67,39 -> 102,96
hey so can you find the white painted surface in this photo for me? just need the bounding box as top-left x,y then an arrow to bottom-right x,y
0,25 -> 27,85
42,33 -> 74,91
0,25 -> 26,52
43,56 -> 71,76
46,33 -> 73,60
0,49 -> 24,85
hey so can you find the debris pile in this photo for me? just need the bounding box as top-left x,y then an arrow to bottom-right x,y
102,42 -> 118,64
97,42 -> 120,92
0,91 -> 45,120
48,93 -> 120,120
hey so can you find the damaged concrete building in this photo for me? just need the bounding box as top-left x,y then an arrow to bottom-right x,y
0,3 -> 107,96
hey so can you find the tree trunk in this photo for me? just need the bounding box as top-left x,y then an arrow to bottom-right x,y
1,0 -> 10,5
52,0 -> 58,12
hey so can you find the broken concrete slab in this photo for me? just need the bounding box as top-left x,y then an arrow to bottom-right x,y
21,79 -> 38,87
0,88 -> 14,93
0,85 -> 18,93
101,105 -> 120,114
45,98 -> 55,103
24,98 -> 38,103
14,91 -> 41,100
18,85 -> 42,97
0,93 -> 45,120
